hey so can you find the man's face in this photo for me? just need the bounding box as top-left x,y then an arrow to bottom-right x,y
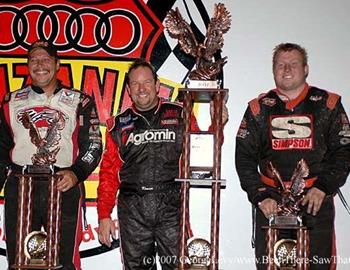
28,48 -> 59,91
127,66 -> 160,111
273,49 -> 308,93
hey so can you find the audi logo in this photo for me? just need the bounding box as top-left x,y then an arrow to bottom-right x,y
0,5 -> 142,55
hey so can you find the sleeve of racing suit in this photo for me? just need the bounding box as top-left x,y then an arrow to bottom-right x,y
235,107 -> 276,206
313,98 -> 350,195
69,95 -> 102,182
97,130 -> 122,220
0,100 -> 14,190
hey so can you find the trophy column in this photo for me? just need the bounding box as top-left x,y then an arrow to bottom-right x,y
264,224 -> 309,270
177,88 -> 227,270
13,168 -> 63,270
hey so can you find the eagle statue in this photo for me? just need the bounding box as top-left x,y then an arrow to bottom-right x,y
165,3 -> 231,81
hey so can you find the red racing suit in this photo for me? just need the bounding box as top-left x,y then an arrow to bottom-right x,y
235,84 -> 350,270
97,99 -> 200,270
0,83 -> 102,270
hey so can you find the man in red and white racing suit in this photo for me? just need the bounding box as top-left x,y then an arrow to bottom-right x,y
235,43 -> 350,270
0,40 -> 102,270
97,59 -> 227,269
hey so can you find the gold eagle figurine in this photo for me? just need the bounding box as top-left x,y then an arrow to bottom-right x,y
165,3 -> 231,81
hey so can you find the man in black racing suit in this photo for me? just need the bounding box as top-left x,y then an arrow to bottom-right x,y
235,43 -> 350,270
0,40 -> 102,270
97,59 -> 227,269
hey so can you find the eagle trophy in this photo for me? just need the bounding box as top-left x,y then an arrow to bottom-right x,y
165,3 -> 231,81
268,159 -> 309,216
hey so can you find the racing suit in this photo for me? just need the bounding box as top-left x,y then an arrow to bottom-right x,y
0,83 -> 102,270
97,99 -> 200,270
235,84 -> 350,270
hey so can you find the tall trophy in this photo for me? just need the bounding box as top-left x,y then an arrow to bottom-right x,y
165,4 -> 231,270
12,111 -> 64,269
263,159 -> 311,270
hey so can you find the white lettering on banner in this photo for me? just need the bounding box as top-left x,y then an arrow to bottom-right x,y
126,129 -> 176,146
271,115 -> 313,150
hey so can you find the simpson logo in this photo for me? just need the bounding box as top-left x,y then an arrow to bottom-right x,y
126,129 -> 176,146
270,115 -> 313,150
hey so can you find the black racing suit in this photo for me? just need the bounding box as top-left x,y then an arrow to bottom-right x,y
235,84 -> 350,270
0,83 -> 102,270
97,99 -> 199,270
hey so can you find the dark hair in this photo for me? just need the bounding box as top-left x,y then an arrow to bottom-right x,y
126,58 -> 158,85
28,39 -> 58,60
273,43 -> 308,67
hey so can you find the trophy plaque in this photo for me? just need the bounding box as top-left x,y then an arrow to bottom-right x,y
12,111 -> 64,269
263,159 -> 311,270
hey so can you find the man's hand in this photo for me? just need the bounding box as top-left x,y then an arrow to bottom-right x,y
258,198 -> 278,219
210,101 -> 229,125
301,187 -> 326,216
56,170 -> 78,192
98,218 -> 118,247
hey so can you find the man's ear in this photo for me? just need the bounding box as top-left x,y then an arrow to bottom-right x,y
56,59 -> 60,71
155,79 -> 160,94
304,64 -> 309,78
126,85 -> 131,96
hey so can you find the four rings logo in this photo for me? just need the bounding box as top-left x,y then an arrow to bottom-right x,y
0,0 -> 163,57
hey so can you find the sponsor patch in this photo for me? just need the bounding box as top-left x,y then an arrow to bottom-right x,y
270,115 -> 314,150
126,128 -> 176,146
339,123 -> 350,145
161,119 -> 178,125
119,114 -> 132,124
236,128 -> 248,139
162,109 -> 179,118
309,95 -> 323,102
14,89 -> 30,100
237,118 -> 248,138
81,96 -> 90,108
121,122 -> 134,133
59,89 -> 75,105
261,98 -> 276,107
341,113 -> 349,125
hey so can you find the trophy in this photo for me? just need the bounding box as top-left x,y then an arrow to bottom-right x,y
263,159 -> 311,270
12,111 -> 64,269
165,4 -> 231,270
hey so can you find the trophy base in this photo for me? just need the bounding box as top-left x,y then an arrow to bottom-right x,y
12,264 -> 62,269
188,265 -> 209,270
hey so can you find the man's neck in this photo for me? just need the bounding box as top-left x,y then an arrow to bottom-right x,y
278,83 -> 307,100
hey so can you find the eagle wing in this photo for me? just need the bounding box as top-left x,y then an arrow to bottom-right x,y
164,7 -> 198,57
203,3 -> 231,61
290,159 -> 309,196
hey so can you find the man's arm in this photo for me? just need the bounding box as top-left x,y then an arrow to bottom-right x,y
97,126 -> 123,246
312,98 -> 350,195
235,107 -> 276,206
68,94 -> 102,182
0,98 -> 14,191
302,97 -> 350,215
